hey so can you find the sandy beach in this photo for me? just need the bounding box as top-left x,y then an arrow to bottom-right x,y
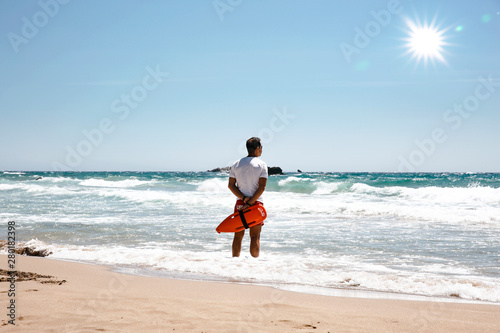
0,255 -> 498,332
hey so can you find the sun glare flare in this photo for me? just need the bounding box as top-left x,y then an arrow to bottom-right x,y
403,16 -> 451,68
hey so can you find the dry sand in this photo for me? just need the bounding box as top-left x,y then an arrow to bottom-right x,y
0,254 -> 499,332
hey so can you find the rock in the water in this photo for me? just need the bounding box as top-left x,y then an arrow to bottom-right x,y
268,167 -> 284,175
0,241 -> 52,257
207,167 -> 231,173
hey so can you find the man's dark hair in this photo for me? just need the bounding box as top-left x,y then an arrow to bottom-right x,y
246,137 -> 262,154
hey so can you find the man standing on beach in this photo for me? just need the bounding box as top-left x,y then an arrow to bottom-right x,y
228,137 -> 268,258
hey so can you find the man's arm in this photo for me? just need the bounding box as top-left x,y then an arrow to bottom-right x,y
228,177 -> 245,200
248,177 -> 267,205
228,177 -> 267,206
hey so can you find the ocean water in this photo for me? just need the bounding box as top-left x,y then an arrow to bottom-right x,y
1,171 -> 499,303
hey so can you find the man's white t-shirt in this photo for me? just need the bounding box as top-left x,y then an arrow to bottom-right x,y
230,157 -> 268,203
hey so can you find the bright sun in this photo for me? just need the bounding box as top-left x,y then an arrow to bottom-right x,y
403,16 -> 450,67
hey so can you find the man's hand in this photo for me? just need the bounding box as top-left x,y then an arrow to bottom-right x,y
241,196 -> 252,210
240,204 -> 251,210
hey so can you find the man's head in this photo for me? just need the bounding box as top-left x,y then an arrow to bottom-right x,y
246,137 -> 263,156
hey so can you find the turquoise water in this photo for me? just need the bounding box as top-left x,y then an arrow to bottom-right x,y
1,171 -> 499,303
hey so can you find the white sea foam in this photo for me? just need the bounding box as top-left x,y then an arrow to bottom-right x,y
35,241 -> 500,303
90,187 -> 232,210
196,178 -> 228,193
277,176 -> 304,186
265,186 -> 500,224
312,181 -> 343,195
0,184 -> 18,190
80,178 -> 152,188
349,183 -> 500,205
26,184 -> 73,195
0,183 -> 73,195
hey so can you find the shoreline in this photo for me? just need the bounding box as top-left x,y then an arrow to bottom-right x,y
120,264 -> 499,306
1,255 -> 499,332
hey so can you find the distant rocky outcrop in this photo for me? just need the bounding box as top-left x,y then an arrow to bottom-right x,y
268,167 -> 284,175
207,167 -> 231,173
208,166 -> 285,175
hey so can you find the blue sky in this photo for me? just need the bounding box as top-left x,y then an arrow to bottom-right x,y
1,0 -> 499,172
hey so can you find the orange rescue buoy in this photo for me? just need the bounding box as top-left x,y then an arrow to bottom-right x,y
216,205 -> 267,233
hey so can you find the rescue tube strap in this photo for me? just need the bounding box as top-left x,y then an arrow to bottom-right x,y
238,210 -> 249,229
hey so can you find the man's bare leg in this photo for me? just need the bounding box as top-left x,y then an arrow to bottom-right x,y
249,224 -> 262,258
232,230 -> 245,257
